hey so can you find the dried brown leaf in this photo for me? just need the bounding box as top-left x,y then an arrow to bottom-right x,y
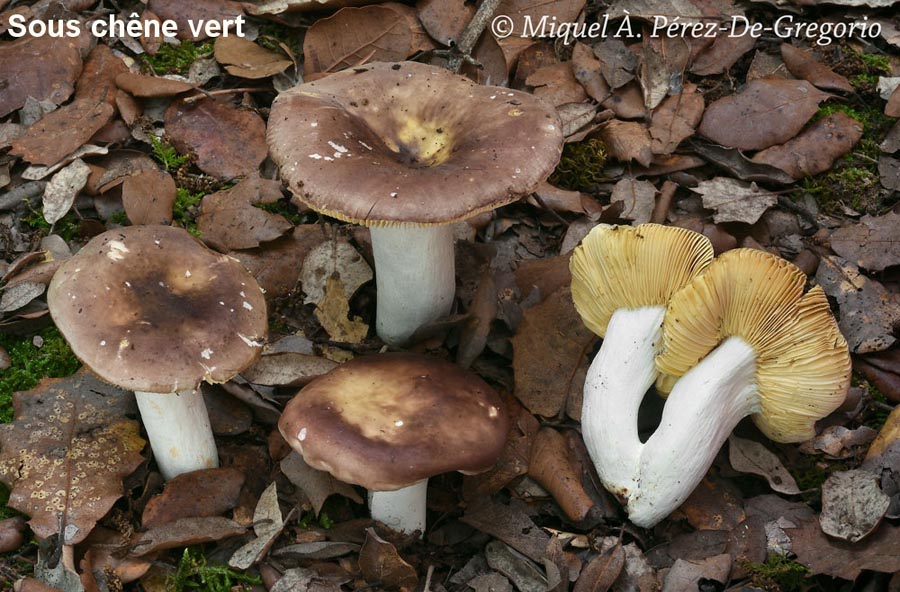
122,170 -> 177,226
690,177 -> 777,224
147,0 -> 245,41
303,5 -> 413,76
887,85 -> 900,117
299,239 -> 372,305
164,98 -> 267,179
0,35 -> 83,118
228,481 -> 285,569
495,0 -> 584,37
649,84 -> 704,155
573,544 -> 625,592
280,451 -> 363,515
752,112 -> 863,179
830,210 -> 900,272
243,352 -> 338,387
661,554 -> 731,592
789,517 -> 900,579
11,99 -> 114,166
599,120 -> 653,167
0,370 -> 145,544
314,277 -> 369,343
571,42 -> 610,102
141,467 -> 244,529
114,73 -> 195,98
819,469 -> 890,543
610,178 -> 656,224
42,159 -> 91,224
511,286 -> 594,417
75,45 -> 128,108
197,174 -> 291,250
594,38 -> 636,89
526,62 -> 588,107
780,44 -> 853,93
698,78 -> 831,150
214,36 -> 292,79
728,434 -> 800,494
690,34 -> 756,76
462,500 -> 550,563
131,516 -> 246,556
358,527 -> 418,591
528,428 -> 594,522
416,0 -> 472,46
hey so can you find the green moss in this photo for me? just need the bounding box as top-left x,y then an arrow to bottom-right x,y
142,41 -> 213,76
174,188 -> 204,237
548,138 -> 608,191
743,554 -> 810,592
253,199 -> 308,225
0,327 -> 81,423
150,135 -> 190,172
20,201 -> 81,242
296,510 -> 333,529
856,52 -> 890,74
168,547 -> 261,592
256,22 -> 301,62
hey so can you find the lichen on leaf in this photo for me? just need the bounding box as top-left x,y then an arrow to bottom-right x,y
0,369 -> 145,544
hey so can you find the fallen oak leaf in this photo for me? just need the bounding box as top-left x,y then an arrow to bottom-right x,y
358,527 -> 418,591
780,44 -> 853,93
752,112 -> 863,179
690,177 -> 777,224
829,210 -> 900,272
728,434 -> 800,495
197,174 -> 292,251
649,84 -> 704,156
214,36 -> 292,79
141,467 -> 244,529
130,516 -> 246,556
0,370 -> 145,544
10,99 -> 114,167
819,469 -> 890,543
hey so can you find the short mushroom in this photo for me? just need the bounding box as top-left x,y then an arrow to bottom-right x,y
277,352 -> 508,535
627,249 -> 851,527
47,225 -> 267,480
569,223 -> 714,498
267,61 -> 563,345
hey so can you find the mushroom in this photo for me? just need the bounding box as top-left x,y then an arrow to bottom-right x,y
626,248 -> 850,527
47,225 -> 267,480
267,61 -> 563,345
568,223 -> 714,498
277,352 -> 508,535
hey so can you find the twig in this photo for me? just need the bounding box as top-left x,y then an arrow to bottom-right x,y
422,565 -> 435,592
650,180 -> 677,224
447,0 -> 503,73
182,87 -> 270,104
530,192 -> 570,226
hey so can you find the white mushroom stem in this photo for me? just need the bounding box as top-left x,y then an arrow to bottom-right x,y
627,336 -> 759,527
368,479 -> 428,536
582,306 -> 665,497
134,389 -> 219,481
369,225 -> 455,346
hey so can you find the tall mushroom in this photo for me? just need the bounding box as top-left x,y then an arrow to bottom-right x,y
569,224 -> 714,498
278,352 -> 508,535
626,249 -> 850,527
47,225 -> 267,480
267,61 -> 563,345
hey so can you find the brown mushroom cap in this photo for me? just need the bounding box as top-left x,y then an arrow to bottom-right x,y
48,225 -> 268,394
267,61 -> 563,226
569,223 -> 715,338
656,248 -> 851,442
278,352 -> 509,491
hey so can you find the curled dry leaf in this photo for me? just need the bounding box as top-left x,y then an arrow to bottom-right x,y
164,98 -> 268,179
141,467 -> 245,529
315,276 -> 369,343
574,543 -> 625,592
819,470 -> 890,543
10,99 -> 114,167
300,239 -> 372,305
780,44 -> 853,93
528,428 -> 595,522
359,527 -> 418,591
74,45 -> 128,108
571,42 -> 610,102
114,73 -> 195,98
280,451 -> 363,515
0,370 -> 145,544
41,158 -> 91,225
0,35 -> 83,118
121,169 -> 177,226
829,210 -> 900,272
229,481 -> 285,569
511,286 -> 594,418
690,177 -> 777,224
752,112 -> 863,179
243,351 -> 339,387
611,178 -> 656,224
728,434 -> 800,495
303,6 -> 414,76
816,256 -> 900,353
698,78 -> 831,150
599,120 -> 653,167
131,516 -> 247,556
214,36 -> 292,79
197,175 -> 292,251
649,84 -> 704,155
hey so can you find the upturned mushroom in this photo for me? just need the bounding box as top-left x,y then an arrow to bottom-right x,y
47,225 -> 267,480
626,249 -> 850,527
278,352 -> 508,535
569,224 -> 714,498
267,61 -> 563,345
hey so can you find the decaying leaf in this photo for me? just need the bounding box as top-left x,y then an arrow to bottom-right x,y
752,112 -> 863,179
0,35 -> 83,118
829,210 -> 900,272
528,428 -> 594,522
816,256 -> 900,353
527,62 -> 588,107
698,78 -> 831,150
146,0 -> 245,41
599,120 -> 653,167
114,73 -> 195,98
799,425 -> 878,459
610,178 -> 656,224
690,34 -> 756,76
314,276 -> 369,343
649,84 -> 704,155
819,470 -> 890,543
358,527 -> 418,591
280,451 -> 363,515
573,543 -> 625,592
10,99 -> 114,167
511,286 -> 594,418
229,481 -> 285,569
141,467 -> 245,529
0,370 -> 145,544
303,6 -> 413,76
197,174 -> 292,251
243,351 -> 338,387
690,177 -> 777,224
495,0 -> 584,37
214,36 -> 292,79
164,97 -> 267,179
0,281 -> 45,314
571,42 -> 610,102
131,516 -> 247,556
594,38 -> 636,89
662,554 -> 731,592
121,169 -> 178,226
788,517 -> 900,580
729,435 -> 800,495
300,239 -> 372,305
485,539 -> 549,592
462,500 -> 550,563
779,44 -> 853,93
416,0 -> 472,46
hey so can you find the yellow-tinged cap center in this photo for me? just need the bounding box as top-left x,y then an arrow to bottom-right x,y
388,117 -> 454,168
